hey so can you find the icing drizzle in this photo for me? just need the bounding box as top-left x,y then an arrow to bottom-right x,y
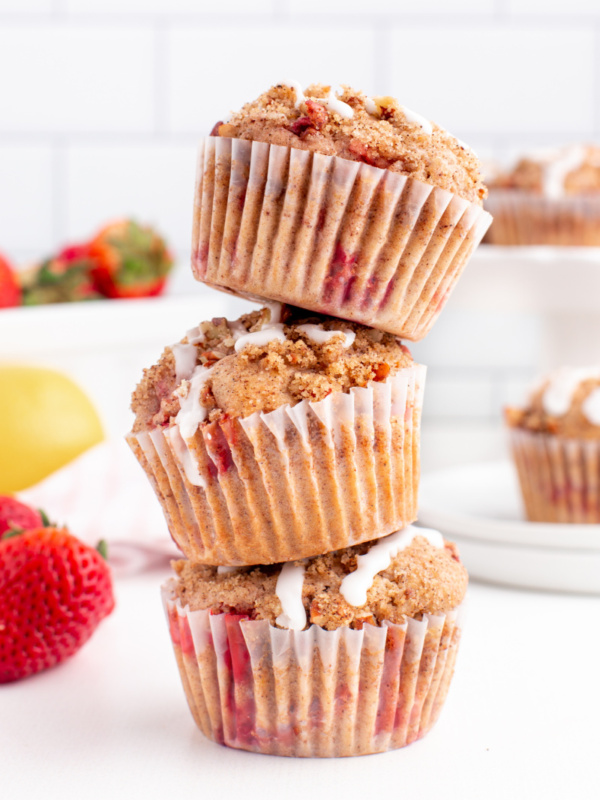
234,324 -> 285,352
276,562 -> 307,630
296,323 -> 355,349
540,367 -> 600,418
280,80 -> 354,119
340,525 -> 444,607
171,342 -> 198,383
401,106 -> 433,136
234,302 -> 285,352
175,365 -> 213,439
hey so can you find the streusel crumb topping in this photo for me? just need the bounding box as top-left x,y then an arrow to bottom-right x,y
213,83 -> 486,205
131,305 -> 413,432
173,535 -> 467,630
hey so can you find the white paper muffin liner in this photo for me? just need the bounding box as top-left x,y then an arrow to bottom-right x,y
127,365 -> 425,565
191,137 -> 491,341
509,427 -> 600,523
485,190 -> 600,246
163,581 -> 464,757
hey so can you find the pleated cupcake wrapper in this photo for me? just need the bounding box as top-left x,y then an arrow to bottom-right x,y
191,137 -> 492,341
485,190 -> 600,246
509,427 -> 600,523
127,365 -> 425,565
163,581 -> 463,757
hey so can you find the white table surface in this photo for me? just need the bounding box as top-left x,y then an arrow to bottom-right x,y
3,566 -> 598,800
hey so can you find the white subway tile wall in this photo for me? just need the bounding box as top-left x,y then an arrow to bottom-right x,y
0,1 -> 593,437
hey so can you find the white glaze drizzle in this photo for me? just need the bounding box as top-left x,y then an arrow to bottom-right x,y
542,145 -> 585,200
227,319 -> 248,341
264,301 -> 283,325
281,79 -> 306,108
542,146 -> 585,200
340,525 -> 444,608
175,365 -> 213,438
540,367 -> 600,417
582,388 -> 600,426
234,302 -> 285,352
234,324 -> 286,352
321,86 -> 354,119
168,426 -> 205,487
401,106 -> 433,135
171,342 -> 198,383
364,96 -> 378,115
185,325 -> 205,345
275,561 -> 307,630
296,323 -> 355,349
520,146 -> 586,200
281,79 -> 353,119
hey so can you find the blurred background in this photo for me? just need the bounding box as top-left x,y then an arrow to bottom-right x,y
1,0 -> 599,472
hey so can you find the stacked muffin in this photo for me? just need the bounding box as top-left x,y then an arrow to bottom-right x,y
128,83 -> 490,757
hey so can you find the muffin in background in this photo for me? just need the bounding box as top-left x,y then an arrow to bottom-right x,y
486,145 -> 600,245
192,82 -> 491,341
128,304 -> 425,565
164,526 -> 467,757
506,367 -> 600,523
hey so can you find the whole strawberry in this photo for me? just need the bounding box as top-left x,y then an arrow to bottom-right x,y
88,219 -> 173,299
20,244 -> 103,305
0,495 -> 43,537
0,527 -> 115,683
0,252 -> 21,308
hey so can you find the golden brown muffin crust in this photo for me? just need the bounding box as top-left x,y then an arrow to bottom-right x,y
173,535 -> 467,630
131,305 -> 414,431
215,83 -> 486,205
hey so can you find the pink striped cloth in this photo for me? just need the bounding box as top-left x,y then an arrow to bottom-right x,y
20,439 -> 180,575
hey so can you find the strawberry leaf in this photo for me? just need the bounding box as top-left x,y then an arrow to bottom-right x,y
96,539 -> 108,560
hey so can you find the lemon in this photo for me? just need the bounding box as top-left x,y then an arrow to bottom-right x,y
0,365 -> 104,492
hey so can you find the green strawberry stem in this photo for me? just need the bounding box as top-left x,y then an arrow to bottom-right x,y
1,528 -> 24,540
96,540 -> 108,560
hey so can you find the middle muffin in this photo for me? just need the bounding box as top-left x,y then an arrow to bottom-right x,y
128,304 -> 425,565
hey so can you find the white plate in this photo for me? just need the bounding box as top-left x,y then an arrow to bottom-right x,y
419,460 -> 600,595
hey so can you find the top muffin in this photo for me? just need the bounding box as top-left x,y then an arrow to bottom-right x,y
505,367 -> 600,439
214,82 -> 486,204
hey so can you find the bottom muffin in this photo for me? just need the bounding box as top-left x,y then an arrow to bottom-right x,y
163,526 -> 468,757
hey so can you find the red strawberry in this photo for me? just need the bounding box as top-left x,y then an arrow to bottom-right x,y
0,496 -> 43,537
0,253 -> 21,308
21,243 -> 103,305
88,219 -> 174,299
0,527 -> 115,683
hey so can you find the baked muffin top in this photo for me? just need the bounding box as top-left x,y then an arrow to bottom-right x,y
213,82 -> 486,205
173,526 -> 467,631
488,145 -> 600,199
131,303 -> 414,433
505,367 -> 600,439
